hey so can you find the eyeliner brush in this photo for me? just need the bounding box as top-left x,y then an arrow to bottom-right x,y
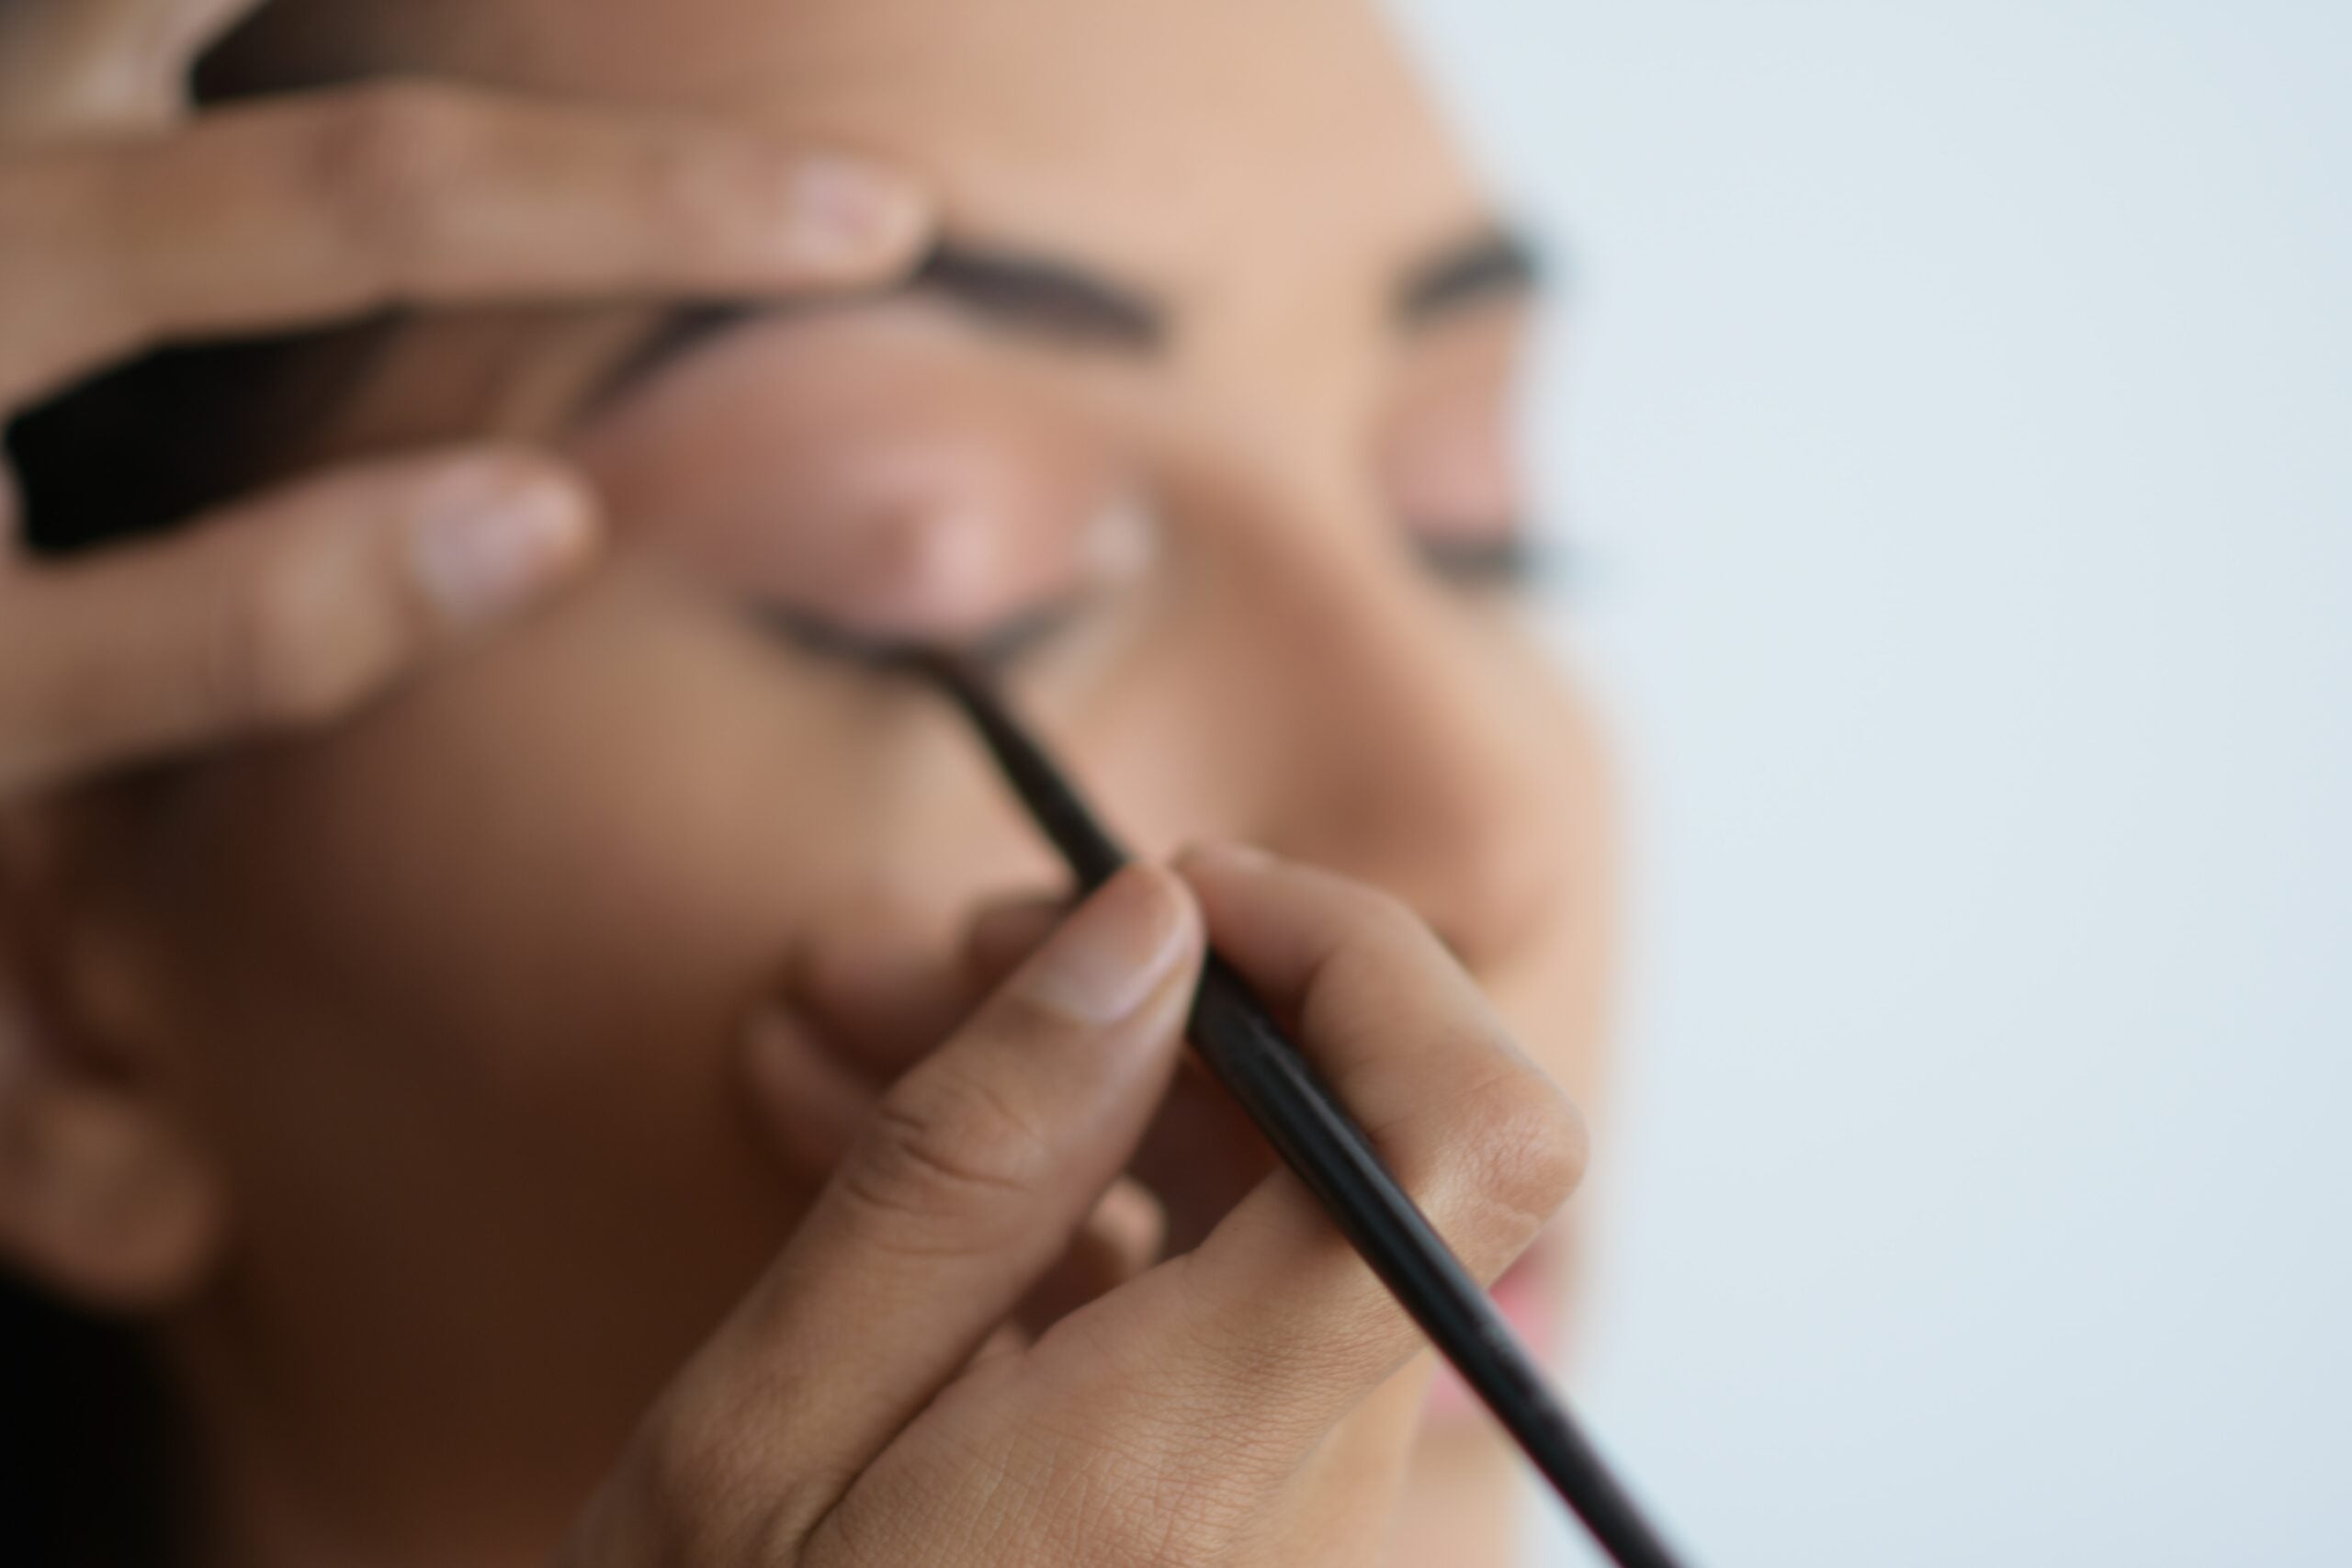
909,648 -> 1688,1568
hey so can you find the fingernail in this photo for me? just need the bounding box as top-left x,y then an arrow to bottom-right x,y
1024,866 -> 1193,1025
411,467 -> 595,626
778,155 -> 930,272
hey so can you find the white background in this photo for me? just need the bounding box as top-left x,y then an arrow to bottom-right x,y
1385,4 -> 2352,1565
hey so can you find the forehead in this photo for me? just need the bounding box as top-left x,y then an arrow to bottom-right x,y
354,0 -> 1485,303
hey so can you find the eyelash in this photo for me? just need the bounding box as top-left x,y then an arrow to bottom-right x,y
1410,530 -> 1548,591
961,596 -> 1093,672
957,525 -> 1558,675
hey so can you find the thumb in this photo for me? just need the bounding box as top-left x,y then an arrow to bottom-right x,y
578,866 -> 1200,1563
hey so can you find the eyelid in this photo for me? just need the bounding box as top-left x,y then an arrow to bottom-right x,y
957,491 -> 1155,671
582,303 -> 764,420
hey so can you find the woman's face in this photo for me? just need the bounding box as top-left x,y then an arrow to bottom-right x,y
88,0 -> 1611,1536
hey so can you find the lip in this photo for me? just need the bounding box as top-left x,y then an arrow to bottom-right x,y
1423,1238 -> 1558,1423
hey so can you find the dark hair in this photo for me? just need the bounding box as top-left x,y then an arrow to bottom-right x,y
0,356 -> 281,1568
8,6 -> 390,559
0,330 -> 385,1568
0,1276 -> 186,1566
0,331 -> 377,1566
0,28 -> 389,1567
8,319 -> 395,558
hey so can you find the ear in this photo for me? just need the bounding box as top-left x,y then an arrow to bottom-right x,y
0,801 -> 224,1313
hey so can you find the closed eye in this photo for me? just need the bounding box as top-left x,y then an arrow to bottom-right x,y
1412,531 -> 1564,592
750,593 -> 1095,675
958,593 -> 1094,671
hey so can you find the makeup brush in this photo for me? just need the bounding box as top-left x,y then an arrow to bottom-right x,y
765,615 -> 1688,1568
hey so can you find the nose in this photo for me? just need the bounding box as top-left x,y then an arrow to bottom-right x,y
1148,479 -> 1593,975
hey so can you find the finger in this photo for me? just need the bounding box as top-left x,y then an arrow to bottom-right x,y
964,1322 -> 1031,1373
1046,844 -> 1587,1471
1259,1361 -> 1435,1566
747,890 -> 1079,1165
740,1003 -> 1165,1319
1014,1177 -> 1167,1337
628,866 -> 1202,1551
0,446 -> 596,795
0,0 -> 266,140
1127,1055 -> 1277,1251
0,80 -> 931,408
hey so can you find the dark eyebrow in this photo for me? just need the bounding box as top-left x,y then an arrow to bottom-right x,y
585,232 -> 1524,417
1398,229 -> 1544,327
581,239 -> 1168,416
912,241 -> 1167,351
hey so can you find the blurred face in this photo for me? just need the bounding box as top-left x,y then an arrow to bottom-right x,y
87,0 -> 1611,1547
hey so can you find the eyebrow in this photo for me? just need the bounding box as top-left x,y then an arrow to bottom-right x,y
584,240 -> 1168,413
1398,229 -> 1545,325
913,242 -> 1166,351
587,226 -> 1538,416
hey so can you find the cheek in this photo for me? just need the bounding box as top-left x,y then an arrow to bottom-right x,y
126,567 -> 1099,1433
153,566 -> 1061,1188
177,578 -> 889,1074
133,576 -> 880,1332
1428,644 -> 1612,1187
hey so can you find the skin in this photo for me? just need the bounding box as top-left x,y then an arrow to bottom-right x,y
0,0 -> 934,795
1,0 -> 1616,1563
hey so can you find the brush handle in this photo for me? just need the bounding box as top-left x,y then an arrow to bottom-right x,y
1187,954 -> 1685,1568
913,651 -> 1684,1566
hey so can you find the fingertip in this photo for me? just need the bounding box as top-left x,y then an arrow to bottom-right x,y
1173,840 -> 1276,886
405,451 -> 603,627
1171,840 -> 1288,922
1088,1177 -> 1170,1279
770,152 -> 933,282
1017,863 -> 1199,1028
1170,846 -> 1456,1013
1137,860 -> 1208,954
